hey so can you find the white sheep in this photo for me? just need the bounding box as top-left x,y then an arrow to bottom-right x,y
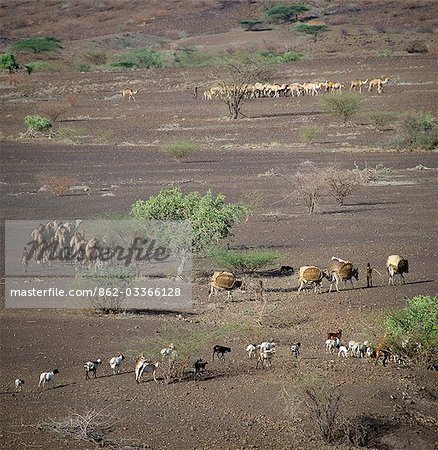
160,343 -> 177,360
15,378 -> 24,391
39,369 -> 59,388
256,348 -> 276,368
109,354 -> 124,375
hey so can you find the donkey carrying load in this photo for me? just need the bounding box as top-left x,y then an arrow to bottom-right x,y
386,255 -> 409,285
329,257 -> 359,292
298,266 -> 330,294
208,271 -> 244,301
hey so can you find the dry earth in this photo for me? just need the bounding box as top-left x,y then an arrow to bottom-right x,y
1,1 -> 437,449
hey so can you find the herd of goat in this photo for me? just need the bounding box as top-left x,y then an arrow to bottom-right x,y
202,77 -> 391,100
16,329 -> 404,393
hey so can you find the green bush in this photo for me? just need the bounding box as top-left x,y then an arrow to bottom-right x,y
0,53 -> 20,73
383,295 -> 438,365
322,92 -> 362,123
131,188 -> 249,253
396,112 -> 438,150
265,4 -> 309,23
162,140 -> 199,161
111,48 -> 166,69
295,22 -> 328,41
299,125 -> 320,143
361,111 -> 398,128
377,48 -> 393,58
256,50 -> 304,63
24,115 -> 52,132
75,62 -> 92,72
11,37 -> 62,53
172,47 -> 218,68
207,248 -> 282,274
25,61 -> 62,72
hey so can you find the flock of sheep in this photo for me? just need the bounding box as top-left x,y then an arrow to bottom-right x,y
202,77 -> 391,100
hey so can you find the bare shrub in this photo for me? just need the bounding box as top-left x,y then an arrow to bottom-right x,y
294,162 -> 326,214
352,162 -> 392,183
37,101 -> 72,124
405,40 -> 428,53
324,167 -> 363,206
38,405 -> 121,447
305,388 -> 341,444
81,49 -> 108,65
37,175 -> 77,196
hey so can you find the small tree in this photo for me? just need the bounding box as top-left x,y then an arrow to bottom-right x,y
11,37 -> 63,53
266,4 -> 309,23
322,92 -> 362,123
295,23 -> 328,42
239,19 -> 265,31
212,58 -> 268,119
0,53 -> 20,73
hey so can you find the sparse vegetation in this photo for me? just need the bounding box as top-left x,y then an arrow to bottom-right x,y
361,110 -> 399,128
207,248 -> 282,274
162,140 -> 199,161
239,19 -> 265,31
295,22 -> 328,41
25,60 -> 62,72
23,115 -> 53,138
299,125 -> 320,143
256,49 -> 304,63
131,188 -> 249,253
11,37 -> 63,53
37,175 -> 77,196
294,162 -> 326,214
111,47 -> 166,69
81,49 -> 108,65
405,40 -> 428,54
383,295 -> 438,366
37,100 -> 72,125
396,112 -> 438,150
377,47 -> 393,58
322,92 -> 362,123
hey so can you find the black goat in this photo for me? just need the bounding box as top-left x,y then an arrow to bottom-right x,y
212,345 -> 231,361
192,358 -> 208,381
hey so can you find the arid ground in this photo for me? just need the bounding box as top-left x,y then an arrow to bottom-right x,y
1,1 -> 437,449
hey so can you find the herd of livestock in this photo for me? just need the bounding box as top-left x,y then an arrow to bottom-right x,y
202,77 -> 391,100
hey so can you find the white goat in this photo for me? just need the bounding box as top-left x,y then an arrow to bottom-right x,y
39,369 -> 59,388
160,343 -> 177,360
135,354 -> 159,383
290,342 -> 301,358
256,348 -> 276,368
15,378 -> 25,391
84,359 -> 102,380
325,337 -> 340,353
246,344 -> 258,359
109,354 -> 124,375
338,345 -> 348,358
260,342 -> 276,352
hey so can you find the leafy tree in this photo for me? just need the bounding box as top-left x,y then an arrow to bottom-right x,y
0,53 -> 20,73
239,19 -> 265,31
207,248 -> 282,274
11,37 -> 63,53
131,188 -> 249,254
295,22 -> 328,41
265,4 -> 309,23
212,58 -> 268,119
322,92 -> 362,123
